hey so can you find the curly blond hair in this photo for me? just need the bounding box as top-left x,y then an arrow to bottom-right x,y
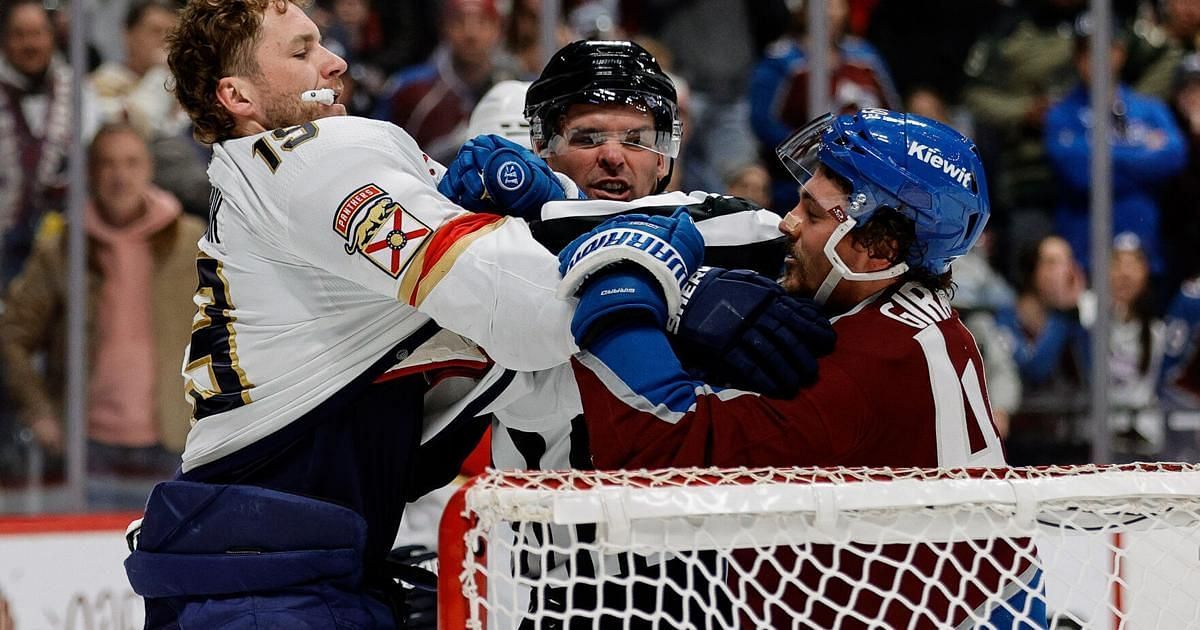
166,0 -> 300,144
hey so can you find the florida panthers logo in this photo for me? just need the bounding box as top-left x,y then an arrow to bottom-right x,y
334,183 -> 431,278
496,161 -> 525,192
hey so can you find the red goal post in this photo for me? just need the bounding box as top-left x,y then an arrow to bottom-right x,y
438,463 -> 1200,629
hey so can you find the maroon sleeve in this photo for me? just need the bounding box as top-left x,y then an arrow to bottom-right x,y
572,285 -> 1007,471
571,353 -> 874,470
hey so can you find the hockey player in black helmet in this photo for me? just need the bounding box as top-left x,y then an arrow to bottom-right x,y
525,39 -> 683,197
437,39 -> 794,275
437,39 -> 686,215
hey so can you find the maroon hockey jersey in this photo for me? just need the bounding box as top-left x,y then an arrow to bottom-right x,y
572,281 -> 1040,628
574,281 -> 1006,471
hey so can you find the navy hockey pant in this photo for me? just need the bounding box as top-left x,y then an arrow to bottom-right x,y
125,480 -> 396,629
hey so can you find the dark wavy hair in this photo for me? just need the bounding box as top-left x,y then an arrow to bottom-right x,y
166,0 -> 300,144
820,165 -> 954,294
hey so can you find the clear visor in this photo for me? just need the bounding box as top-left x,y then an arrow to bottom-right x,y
532,89 -> 681,158
775,113 -> 834,186
541,125 -> 680,158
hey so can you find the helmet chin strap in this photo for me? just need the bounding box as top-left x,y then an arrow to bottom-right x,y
812,218 -> 909,305
654,156 -> 675,194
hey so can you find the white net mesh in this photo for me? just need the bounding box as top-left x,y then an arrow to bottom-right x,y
438,463 -> 1200,629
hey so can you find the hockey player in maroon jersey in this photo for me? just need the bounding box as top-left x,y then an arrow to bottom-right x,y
559,109 -> 1048,628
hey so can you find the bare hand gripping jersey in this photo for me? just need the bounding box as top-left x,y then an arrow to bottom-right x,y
181,116 -> 576,472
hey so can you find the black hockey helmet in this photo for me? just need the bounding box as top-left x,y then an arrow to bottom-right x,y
524,40 -> 682,160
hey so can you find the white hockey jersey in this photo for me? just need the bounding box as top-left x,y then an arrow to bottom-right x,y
180,116 -> 576,472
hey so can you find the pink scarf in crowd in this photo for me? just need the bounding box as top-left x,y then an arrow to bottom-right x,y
84,187 -> 180,447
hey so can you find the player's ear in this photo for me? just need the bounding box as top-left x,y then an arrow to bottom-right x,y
854,233 -> 900,272
656,154 -> 669,180
215,76 -> 257,119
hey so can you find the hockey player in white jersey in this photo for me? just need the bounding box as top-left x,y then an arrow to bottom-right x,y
120,5 -> 729,629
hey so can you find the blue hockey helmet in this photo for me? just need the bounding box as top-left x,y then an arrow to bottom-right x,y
776,108 -> 990,276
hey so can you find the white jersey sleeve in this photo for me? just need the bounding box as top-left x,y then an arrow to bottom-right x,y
181,117 -> 575,471
269,117 -> 576,369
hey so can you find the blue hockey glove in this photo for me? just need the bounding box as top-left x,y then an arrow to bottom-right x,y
479,139 -> 568,215
437,138 -> 489,211
436,134 -> 567,220
571,269 -> 669,345
559,208 -> 704,344
669,267 -> 836,397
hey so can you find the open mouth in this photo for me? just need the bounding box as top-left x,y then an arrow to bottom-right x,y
588,180 -> 632,200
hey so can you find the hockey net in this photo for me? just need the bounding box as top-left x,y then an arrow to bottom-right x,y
437,463 -> 1200,629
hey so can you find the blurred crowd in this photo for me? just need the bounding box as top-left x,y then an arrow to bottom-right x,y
3,0 -> 1200,512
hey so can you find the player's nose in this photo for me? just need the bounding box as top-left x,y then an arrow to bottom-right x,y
779,205 -> 803,238
321,46 -> 348,79
595,142 -> 626,169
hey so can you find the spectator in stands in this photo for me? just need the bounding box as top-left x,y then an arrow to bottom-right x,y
1043,15 -> 1186,277
0,123 -> 202,509
90,0 -> 180,137
1157,72 -> 1200,460
373,0 -> 517,163
1160,53 -> 1200,302
0,0 -> 96,285
962,0 -> 1175,281
748,0 -> 899,211
145,124 -> 212,221
88,0 -> 212,221
962,0 -> 1085,280
1106,233 -> 1165,460
995,235 -> 1092,465
504,0 -> 546,79
1120,4 -> 1181,100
